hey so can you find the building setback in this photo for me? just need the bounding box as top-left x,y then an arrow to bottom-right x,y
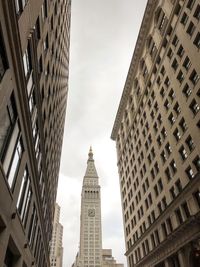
111,0 -> 200,266
50,203 -> 63,267
0,0 -> 70,266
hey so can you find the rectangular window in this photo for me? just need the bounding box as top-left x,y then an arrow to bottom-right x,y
175,208 -> 183,224
0,26 -> 9,81
17,167 -> 32,226
193,32 -> 200,49
23,43 -> 32,79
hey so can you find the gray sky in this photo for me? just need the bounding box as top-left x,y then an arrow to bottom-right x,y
57,1 -> 148,266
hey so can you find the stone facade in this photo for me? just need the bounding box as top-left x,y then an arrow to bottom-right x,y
111,0 -> 200,266
0,0 -> 70,266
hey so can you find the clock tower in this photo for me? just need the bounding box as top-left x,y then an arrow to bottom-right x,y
79,147 -> 102,267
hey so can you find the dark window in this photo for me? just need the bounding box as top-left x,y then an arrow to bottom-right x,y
177,44 -> 184,58
17,167 -> 32,226
194,5 -> 200,20
193,32 -> 200,49
185,165 -> 195,180
0,94 -> 17,160
23,43 -> 32,78
182,83 -> 192,98
189,99 -> 200,115
187,0 -> 195,10
35,17 -> 41,41
186,21 -> 195,36
185,135 -> 195,151
193,190 -> 200,208
183,56 -> 192,71
175,208 -> 183,224
182,202 -> 190,218
0,26 -> 9,81
180,12 -> 188,26
190,69 -> 200,85
193,156 -> 200,171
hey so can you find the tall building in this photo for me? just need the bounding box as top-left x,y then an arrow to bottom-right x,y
0,0 -> 70,266
79,147 -> 102,267
50,203 -> 63,267
72,148 -> 124,267
111,0 -> 200,267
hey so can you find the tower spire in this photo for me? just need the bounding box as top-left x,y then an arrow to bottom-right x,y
88,146 -> 93,161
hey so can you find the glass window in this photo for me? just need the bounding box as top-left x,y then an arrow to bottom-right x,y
0,26 -> 9,81
17,167 -> 32,226
23,43 -> 31,78
7,137 -> 23,188
193,32 -> 200,48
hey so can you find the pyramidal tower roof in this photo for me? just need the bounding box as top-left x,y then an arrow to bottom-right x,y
84,146 -> 98,178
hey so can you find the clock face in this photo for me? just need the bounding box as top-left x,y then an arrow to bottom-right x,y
88,208 -> 95,217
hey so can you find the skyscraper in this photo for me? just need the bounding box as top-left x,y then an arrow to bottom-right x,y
50,203 -> 64,267
0,0 -> 70,266
79,147 -> 102,267
72,148 -> 124,267
111,0 -> 200,266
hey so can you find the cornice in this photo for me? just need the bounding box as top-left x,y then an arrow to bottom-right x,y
111,0 -> 157,140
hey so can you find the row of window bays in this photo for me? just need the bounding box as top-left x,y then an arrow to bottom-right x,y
114,0 -> 200,256
0,92 -> 50,266
127,186 -> 200,265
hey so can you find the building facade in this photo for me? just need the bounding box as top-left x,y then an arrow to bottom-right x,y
72,148 -> 124,267
50,203 -> 63,267
78,148 -> 102,267
102,249 -> 124,267
111,0 -> 200,266
0,0 -> 70,266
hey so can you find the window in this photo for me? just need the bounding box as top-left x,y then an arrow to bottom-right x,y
187,0 -> 195,10
167,48 -> 173,59
172,58 -> 178,71
194,5 -> 200,20
172,35 -> 179,47
35,17 -> 41,41
186,22 -> 195,36
182,202 -> 190,218
185,165 -> 195,180
7,137 -> 23,188
189,99 -> 200,115
0,94 -> 17,159
179,146 -> 188,160
173,128 -> 181,141
166,217 -> 173,233
177,44 -> 184,58
193,190 -> 200,208
193,156 -> 200,171
23,43 -> 32,78
170,159 -> 177,174
193,32 -> 200,49
0,26 -> 9,81
15,0 -> 28,15
177,71 -> 184,83
179,118 -> 188,132
180,12 -> 188,26
175,208 -> 183,224
185,135 -> 195,151
183,56 -> 192,71
17,168 -> 32,227
168,113 -> 175,125
182,83 -> 192,98
190,69 -> 200,85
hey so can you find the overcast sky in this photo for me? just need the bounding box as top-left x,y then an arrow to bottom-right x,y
57,1 -> 148,267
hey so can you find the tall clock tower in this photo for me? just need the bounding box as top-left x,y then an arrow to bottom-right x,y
79,147 -> 102,267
